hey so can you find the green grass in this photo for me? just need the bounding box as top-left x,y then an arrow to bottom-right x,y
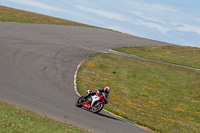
0,102 -> 89,133
115,45 -> 200,69
77,52 -> 200,133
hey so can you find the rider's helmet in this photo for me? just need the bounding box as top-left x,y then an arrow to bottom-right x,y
104,86 -> 110,93
87,90 -> 92,94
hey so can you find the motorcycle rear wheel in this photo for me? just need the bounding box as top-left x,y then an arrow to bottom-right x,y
92,102 -> 104,113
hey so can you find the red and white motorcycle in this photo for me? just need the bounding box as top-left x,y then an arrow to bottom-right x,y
76,91 -> 108,113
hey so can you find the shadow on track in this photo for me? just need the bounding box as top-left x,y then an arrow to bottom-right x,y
96,112 -> 124,122
76,106 -> 124,122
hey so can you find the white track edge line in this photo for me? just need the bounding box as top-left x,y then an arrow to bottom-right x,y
74,60 -> 85,97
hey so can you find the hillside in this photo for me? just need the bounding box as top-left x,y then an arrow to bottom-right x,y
0,5 -> 97,28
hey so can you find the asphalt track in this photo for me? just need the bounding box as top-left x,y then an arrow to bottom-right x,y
0,22 -> 169,133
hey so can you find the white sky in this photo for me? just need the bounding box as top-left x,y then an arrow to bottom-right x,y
0,0 -> 200,47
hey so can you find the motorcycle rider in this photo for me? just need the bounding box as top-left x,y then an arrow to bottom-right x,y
82,86 -> 110,103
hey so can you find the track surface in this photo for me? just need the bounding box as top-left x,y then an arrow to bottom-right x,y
0,22 -> 169,133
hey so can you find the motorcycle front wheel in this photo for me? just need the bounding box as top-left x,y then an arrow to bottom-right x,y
92,102 -> 104,113
76,96 -> 84,107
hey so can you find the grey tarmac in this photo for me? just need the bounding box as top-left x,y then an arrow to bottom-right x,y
0,22 -> 169,133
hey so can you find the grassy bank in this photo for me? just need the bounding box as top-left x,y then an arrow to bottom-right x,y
0,5 -> 118,32
77,51 -> 200,132
0,5 -> 97,28
115,45 -> 200,69
0,102 -> 89,133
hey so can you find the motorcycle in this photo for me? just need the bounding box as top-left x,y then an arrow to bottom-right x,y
76,91 -> 108,113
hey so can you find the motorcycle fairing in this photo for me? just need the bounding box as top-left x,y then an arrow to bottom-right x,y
91,94 -> 100,107
82,100 -> 92,109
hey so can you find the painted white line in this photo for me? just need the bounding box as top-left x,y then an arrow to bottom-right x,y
74,60 -> 85,97
107,49 -> 116,52
107,49 -> 200,71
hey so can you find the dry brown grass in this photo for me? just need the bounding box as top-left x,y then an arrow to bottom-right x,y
0,5 -> 97,28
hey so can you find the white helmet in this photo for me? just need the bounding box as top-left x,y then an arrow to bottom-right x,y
87,90 -> 92,94
104,86 -> 110,93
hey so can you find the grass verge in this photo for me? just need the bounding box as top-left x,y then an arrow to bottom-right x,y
0,102 -> 89,133
77,52 -> 200,133
115,45 -> 200,69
